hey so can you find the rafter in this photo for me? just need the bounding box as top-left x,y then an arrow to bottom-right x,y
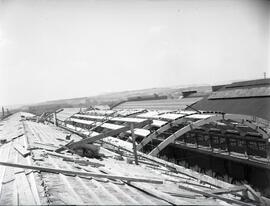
149,114 -> 269,157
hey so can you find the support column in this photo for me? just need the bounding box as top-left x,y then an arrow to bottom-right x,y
195,134 -> 198,148
53,112 -> 58,126
130,123 -> 138,165
210,134 -> 214,152
266,139 -> 270,164
226,136 -> 230,155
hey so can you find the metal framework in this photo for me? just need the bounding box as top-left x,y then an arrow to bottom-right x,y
137,116 -> 189,151
148,114 -> 270,157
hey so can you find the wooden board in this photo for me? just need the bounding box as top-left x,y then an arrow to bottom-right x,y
14,144 -> 30,157
0,161 -> 163,184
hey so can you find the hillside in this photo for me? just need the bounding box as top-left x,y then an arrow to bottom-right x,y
16,84 -> 212,115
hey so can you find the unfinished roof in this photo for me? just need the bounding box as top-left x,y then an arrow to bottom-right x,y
63,109 -> 270,167
56,108 -> 86,121
0,112 -> 263,205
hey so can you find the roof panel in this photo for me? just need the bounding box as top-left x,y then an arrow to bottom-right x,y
187,114 -> 215,119
152,120 -> 167,127
115,98 -> 202,110
137,111 -> 163,119
86,110 -> 115,116
193,97 -> 270,121
158,113 -> 185,120
57,108 -> 86,121
226,78 -> 270,88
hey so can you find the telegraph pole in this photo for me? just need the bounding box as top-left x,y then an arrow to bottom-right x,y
1,106 -> 4,118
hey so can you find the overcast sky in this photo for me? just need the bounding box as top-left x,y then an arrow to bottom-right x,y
0,0 -> 269,106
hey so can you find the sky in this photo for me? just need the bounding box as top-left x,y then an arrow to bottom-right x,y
0,0 -> 269,106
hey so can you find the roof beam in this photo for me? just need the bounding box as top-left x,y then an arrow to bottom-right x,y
149,115 -> 222,156
137,117 -> 188,151
57,119 -> 152,152
149,113 -> 270,157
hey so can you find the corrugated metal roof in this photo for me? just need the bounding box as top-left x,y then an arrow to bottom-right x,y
225,78 -> 270,89
192,97 -> 270,121
209,87 -> 270,99
0,113 -> 249,205
115,98 -> 202,111
57,108 -> 86,121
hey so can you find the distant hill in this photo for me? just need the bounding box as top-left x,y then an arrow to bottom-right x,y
15,84 -> 212,115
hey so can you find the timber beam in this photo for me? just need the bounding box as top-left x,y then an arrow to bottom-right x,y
149,114 -> 270,157
137,117 -> 188,151
56,119 -> 152,153
0,161 -> 163,184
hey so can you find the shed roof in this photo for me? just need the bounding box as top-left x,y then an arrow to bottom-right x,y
192,97 -> 270,121
208,87 -> 270,99
225,78 -> 270,89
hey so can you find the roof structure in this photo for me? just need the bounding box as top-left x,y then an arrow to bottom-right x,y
0,112 -> 266,205
193,97 -> 270,121
193,79 -> 270,120
115,97 -> 202,110
225,79 -> 270,89
56,108 -> 86,121
61,108 -> 270,168
209,87 -> 270,99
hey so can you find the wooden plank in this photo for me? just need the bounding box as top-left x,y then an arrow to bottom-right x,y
178,184 -> 255,206
131,182 -> 191,205
244,184 -> 264,204
204,185 -> 247,194
46,151 -> 105,167
29,142 -> 58,151
56,119 -> 152,152
14,143 -> 30,157
0,161 -> 163,184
